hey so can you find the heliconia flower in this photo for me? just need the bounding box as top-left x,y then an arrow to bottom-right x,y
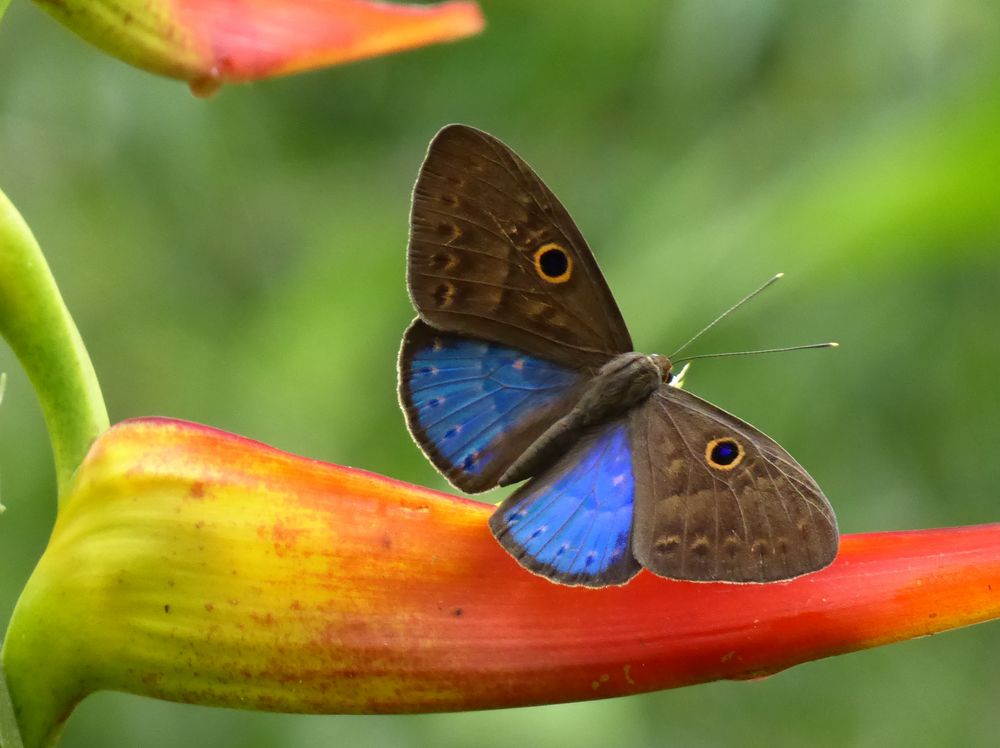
29,0 -> 485,95
4,415 -> 1000,747
2,175 -> 1000,747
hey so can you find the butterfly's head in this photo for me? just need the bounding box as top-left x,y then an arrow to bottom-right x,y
648,353 -> 673,383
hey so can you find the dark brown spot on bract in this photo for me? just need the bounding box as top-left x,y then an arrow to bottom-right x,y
189,481 -> 205,499
453,607 -> 463,617
139,671 -> 163,687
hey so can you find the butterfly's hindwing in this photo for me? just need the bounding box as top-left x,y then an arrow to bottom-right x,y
399,319 -> 583,493
629,386 -> 839,583
408,124 -> 632,368
489,421 -> 642,587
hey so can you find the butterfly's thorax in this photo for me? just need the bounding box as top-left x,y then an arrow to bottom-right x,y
498,352 -> 664,486
576,352 -> 666,423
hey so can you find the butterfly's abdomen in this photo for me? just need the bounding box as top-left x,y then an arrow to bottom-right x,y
499,352 -> 661,486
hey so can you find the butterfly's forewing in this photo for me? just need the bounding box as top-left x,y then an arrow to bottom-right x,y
489,420 -> 641,587
399,319 -> 585,493
408,124 -> 632,369
629,386 -> 839,582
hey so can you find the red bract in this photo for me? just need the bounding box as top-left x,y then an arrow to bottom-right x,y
32,0 -> 485,93
178,0 -> 485,92
7,416 -> 999,747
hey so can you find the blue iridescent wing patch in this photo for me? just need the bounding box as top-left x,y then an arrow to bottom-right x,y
399,320 -> 583,492
489,421 -> 641,586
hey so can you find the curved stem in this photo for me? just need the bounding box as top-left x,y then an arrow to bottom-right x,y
0,188 -> 108,503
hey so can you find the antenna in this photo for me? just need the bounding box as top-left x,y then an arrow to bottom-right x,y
673,342 -> 838,365
669,272 -> 784,359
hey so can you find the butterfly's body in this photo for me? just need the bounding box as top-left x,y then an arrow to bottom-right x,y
399,124 -> 839,587
499,351 -> 668,487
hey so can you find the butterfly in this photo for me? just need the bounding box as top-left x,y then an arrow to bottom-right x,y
398,124 -> 839,587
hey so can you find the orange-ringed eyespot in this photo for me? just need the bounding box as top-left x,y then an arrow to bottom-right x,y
705,437 -> 744,470
533,243 -> 572,283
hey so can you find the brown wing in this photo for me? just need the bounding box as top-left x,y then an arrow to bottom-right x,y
408,124 -> 632,369
628,386 -> 839,583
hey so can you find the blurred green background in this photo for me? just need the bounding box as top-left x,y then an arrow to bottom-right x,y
2,0 -> 1000,745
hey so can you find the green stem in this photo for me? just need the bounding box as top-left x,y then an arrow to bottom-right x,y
0,188 -> 108,503
0,0 -> 10,24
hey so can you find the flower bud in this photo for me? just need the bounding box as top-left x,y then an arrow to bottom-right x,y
32,0 -> 485,94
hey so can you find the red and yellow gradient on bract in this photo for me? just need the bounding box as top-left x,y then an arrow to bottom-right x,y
6,417 -> 1000,746
33,0 -> 484,93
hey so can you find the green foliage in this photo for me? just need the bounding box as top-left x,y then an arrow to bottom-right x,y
0,0 -> 998,746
